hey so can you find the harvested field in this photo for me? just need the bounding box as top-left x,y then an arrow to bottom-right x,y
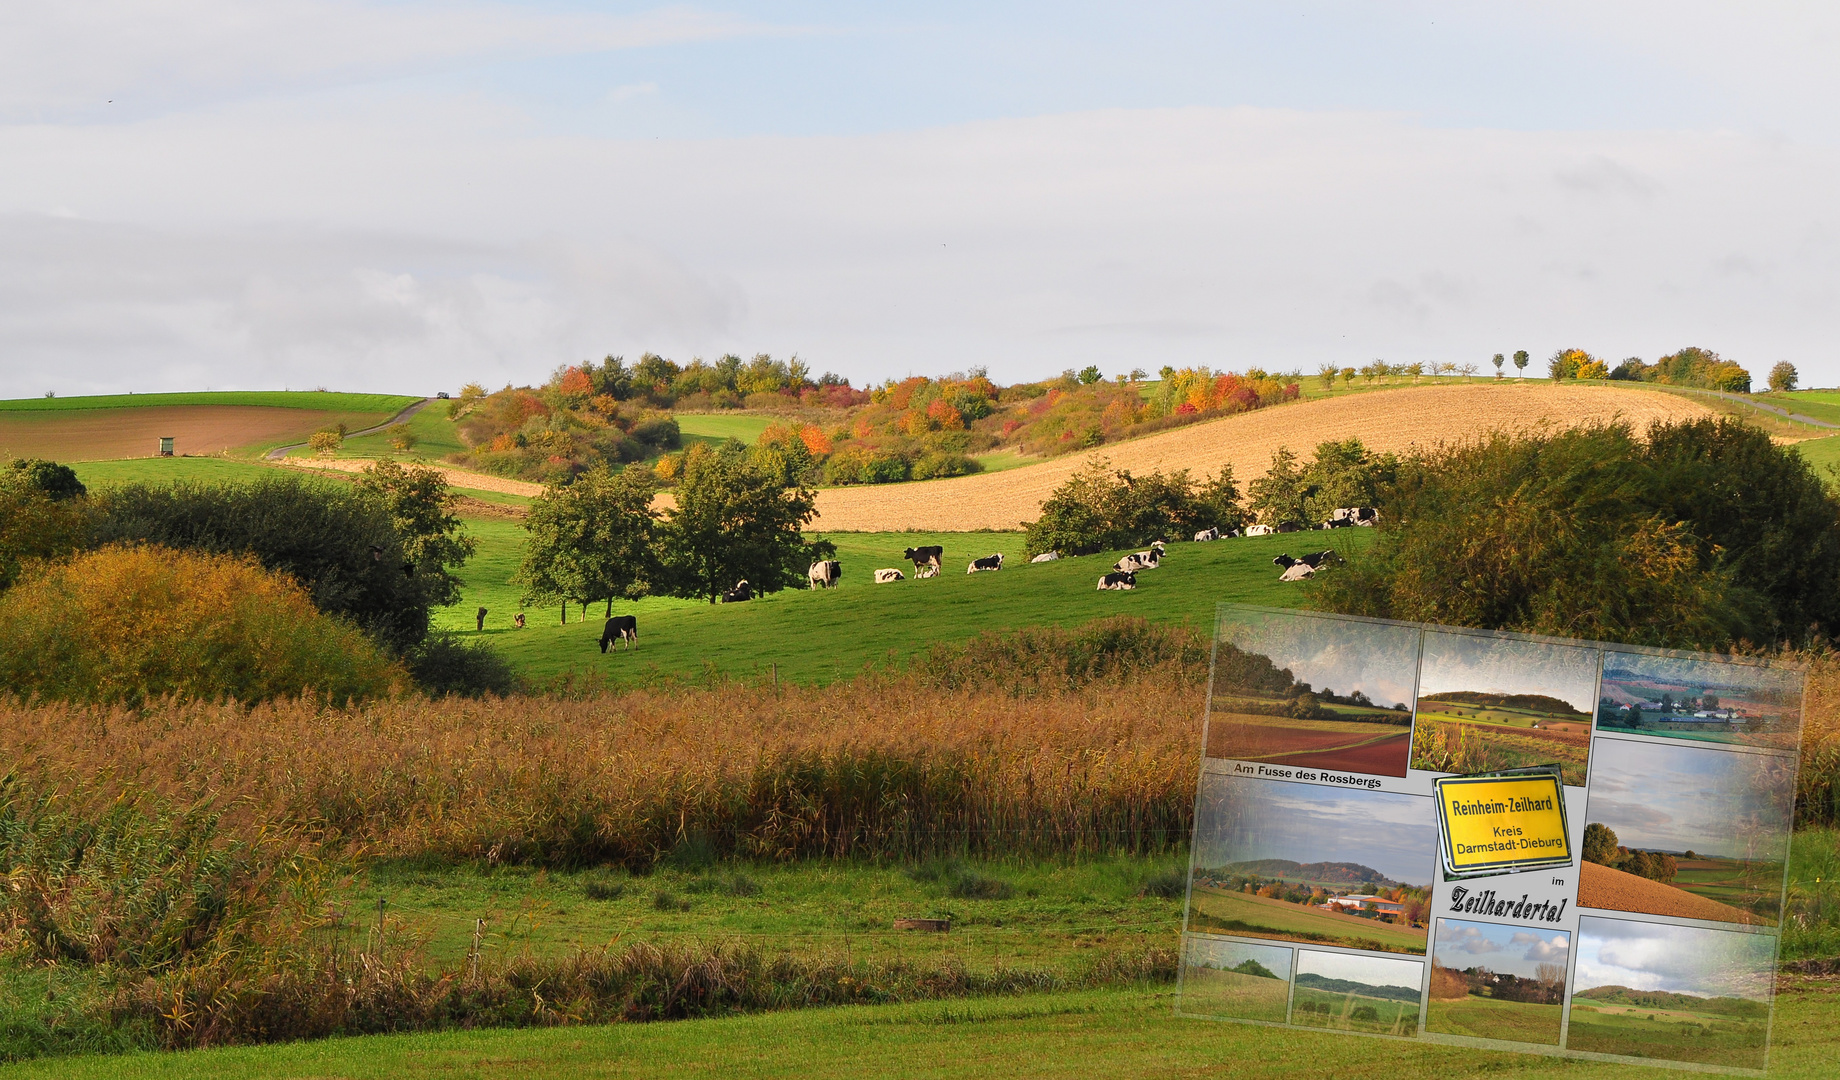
1576,859 -> 1765,925
281,456 -> 542,497
809,383 -> 1717,531
0,405 -> 394,462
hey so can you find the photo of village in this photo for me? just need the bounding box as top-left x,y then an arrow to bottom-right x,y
1596,651 -> 1802,751
1209,609 -> 1421,777
1568,917 -> 1775,1069
1288,951 -> 1424,1037
1188,774 -> 1436,954
1579,739 -> 1796,926
1178,937 -> 1293,1023
1424,919 -> 1568,1046
1407,630 -> 1599,786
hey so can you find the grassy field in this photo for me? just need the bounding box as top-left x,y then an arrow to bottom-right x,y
1179,965 -> 1290,1023
1187,887 -> 1425,955
68,457 -> 321,488
322,402 -> 466,461
1671,858 -> 1787,924
1425,994 -> 1561,1045
0,391 -> 421,413
1408,715 -> 1590,786
1289,986 -> 1419,1036
432,527 -> 1363,683
676,413 -> 777,445
1565,1001 -> 1768,1069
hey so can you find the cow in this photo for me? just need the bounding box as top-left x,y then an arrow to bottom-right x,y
1328,506 -> 1379,527
1030,551 -> 1061,563
903,545 -> 944,573
1114,541 -> 1166,573
721,580 -> 753,603
1245,524 -> 1274,537
1193,528 -> 1220,543
808,560 -> 842,589
874,568 -> 905,583
599,615 -> 637,652
1274,521 -> 1305,533
1273,550 -> 1337,581
1097,571 -> 1137,590
915,563 -> 940,579
967,554 -> 1004,574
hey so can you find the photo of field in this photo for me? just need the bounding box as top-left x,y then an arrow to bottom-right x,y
1568,917 -> 1774,1069
1178,937 -> 1293,1022
1408,630 -> 1599,786
1208,608 -> 1420,776
1579,739 -> 1795,925
1424,919 -> 1567,1045
1597,651 -> 1802,751
1189,773 -> 1435,954
1289,951 -> 1423,1036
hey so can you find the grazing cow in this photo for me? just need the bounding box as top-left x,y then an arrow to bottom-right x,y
903,545 -> 944,573
874,568 -> 905,583
1245,524 -> 1274,537
1030,551 -> 1060,563
721,579 -> 753,603
599,615 -> 638,652
808,560 -> 842,589
966,554 -> 1004,574
1193,528 -> 1220,543
1097,571 -> 1137,590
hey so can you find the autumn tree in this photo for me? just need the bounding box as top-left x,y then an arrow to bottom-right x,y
1769,361 -> 1799,392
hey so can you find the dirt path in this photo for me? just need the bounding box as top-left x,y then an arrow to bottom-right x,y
263,398 -> 433,459
1577,859 -> 1766,925
278,457 -> 543,498
809,382 -> 1716,532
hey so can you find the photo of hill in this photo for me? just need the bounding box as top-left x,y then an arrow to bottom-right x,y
1568,917 -> 1774,1068
1408,630 -> 1599,785
1178,937 -> 1292,1023
1597,651 -> 1802,750
1189,773 -> 1435,954
1289,951 -> 1423,1036
1579,739 -> 1795,925
1424,919 -> 1567,1046
1208,608 -> 1420,777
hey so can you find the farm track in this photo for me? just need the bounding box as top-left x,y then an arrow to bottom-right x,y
809,383 -> 1717,531
279,455 -> 543,497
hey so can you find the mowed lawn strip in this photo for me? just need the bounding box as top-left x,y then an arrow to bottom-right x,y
15,988 -> 1837,1080
675,412 -> 777,445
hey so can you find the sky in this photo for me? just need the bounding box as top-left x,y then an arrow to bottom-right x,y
1575,917 -> 1775,1000
1433,918 -> 1568,980
1197,773 -> 1437,886
1224,610 -> 1419,708
1416,631 -> 1599,713
1584,739 -> 1797,860
1295,949 -> 1422,992
5,3 -> 1840,398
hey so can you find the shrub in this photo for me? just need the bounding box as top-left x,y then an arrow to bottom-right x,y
308,430 -> 342,456
1023,459 -> 1239,558
0,544 -> 404,706
910,451 -> 980,480
0,475 -> 88,592
6,458 -> 84,500
403,631 -> 518,698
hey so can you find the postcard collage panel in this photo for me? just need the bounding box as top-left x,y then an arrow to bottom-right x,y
1179,605 -> 1801,1074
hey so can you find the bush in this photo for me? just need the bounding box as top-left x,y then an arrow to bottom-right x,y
0,476 -> 88,592
6,458 -> 84,500
910,452 -> 980,480
0,544 -> 404,706
1023,459 -> 1239,558
404,632 -> 518,697
629,416 -> 681,449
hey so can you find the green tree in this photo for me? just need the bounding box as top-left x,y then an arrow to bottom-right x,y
1582,823 -> 1620,865
1021,459 -> 1237,557
661,444 -> 829,603
515,464 -> 660,623
1317,363 -> 1338,390
1077,365 -> 1104,386
1769,361 -> 1799,393
354,459 -> 477,608
0,469 -> 89,591
1301,439 -> 1395,520
1513,350 -> 1530,377
1492,353 -> 1505,377
7,458 -> 85,501
1247,447 -> 1309,528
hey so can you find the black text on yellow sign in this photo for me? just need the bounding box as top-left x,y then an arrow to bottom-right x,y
1434,772 -> 1572,877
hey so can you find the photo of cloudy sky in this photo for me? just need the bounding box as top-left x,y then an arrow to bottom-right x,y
1433,919 -> 1569,980
1417,631 -> 1599,713
1219,609 -> 1420,710
1585,740 -> 1796,861
1574,917 -> 1775,1002
1193,772 -> 1438,887
1296,950 -> 1424,994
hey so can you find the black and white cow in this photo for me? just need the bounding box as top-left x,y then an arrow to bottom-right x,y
1273,550 -> 1336,582
967,553 -> 1004,574
1030,551 -> 1060,563
1114,541 -> 1165,573
914,563 -> 940,579
808,560 -> 842,589
1193,528 -> 1220,542
874,568 -> 905,583
721,579 -> 753,603
1245,523 -> 1274,536
599,615 -> 637,651
1274,521 -> 1305,534
1097,571 -> 1137,590
1327,506 -> 1379,528
903,545 -> 944,573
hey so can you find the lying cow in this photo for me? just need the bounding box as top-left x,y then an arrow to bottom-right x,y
1097,571 -> 1137,590
1030,551 -> 1060,563
1328,506 -> 1379,528
914,563 -> 940,579
904,545 -> 944,573
1114,541 -> 1165,573
874,568 -> 905,583
1245,524 -> 1274,537
599,615 -> 637,652
1273,550 -> 1336,582
967,553 -> 1004,574
721,579 -> 753,603
1193,528 -> 1220,542
808,559 -> 842,589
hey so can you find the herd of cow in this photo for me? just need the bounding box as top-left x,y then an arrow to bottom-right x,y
595,507 -> 1376,652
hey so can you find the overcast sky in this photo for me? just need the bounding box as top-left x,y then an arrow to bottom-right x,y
1197,773 -> 1438,887
1575,917 -> 1775,1000
1584,739 -> 1796,860
6,2 -> 1840,398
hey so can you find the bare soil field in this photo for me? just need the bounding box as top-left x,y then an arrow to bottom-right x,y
1577,859 -> 1765,925
0,406 -> 389,462
810,383 -> 1717,532
281,456 -> 543,497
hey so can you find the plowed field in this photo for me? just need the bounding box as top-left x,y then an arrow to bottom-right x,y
810,383 -> 1716,532
0,405 -> 393,462
1576,859 -> 1764,925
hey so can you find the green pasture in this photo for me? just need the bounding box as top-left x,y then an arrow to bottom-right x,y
1791,435 -> 1840,483
1187,888 -> 1426,955
0,390 -> 421,414
1414,701 -> 1576,728
1564,1003 -> 1767,1069
676,412 -> 777,445
1774,391 -> 1840,426
1289,987 -> 1419,1036
1179,965 -> 1290,1023
970,448 -> 1035,473
1424,994 -> 1561,1044
313,402 -> 466,462
68,458 -> 318,488
432,528 -> 1365,684
1672,860 -> 1785,924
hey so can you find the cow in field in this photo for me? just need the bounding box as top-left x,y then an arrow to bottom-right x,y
1273,550 -> 1336,582
874,568 -> 905,583
1097,571 -> 1137,590
1245,524 -> 1274,537
967,553 -> 1004,574
1274,521 -> 1305,533
1030,551 -> 1060,563
721,580 -> 753,603
1114,541 -> 1165,573
914,563 -> 940,579
1193,528 -> 1220,543
808,560 -> 842,589
904,545 -> 944,574
1326,506 -> 1379,528
599,615 -> 638,652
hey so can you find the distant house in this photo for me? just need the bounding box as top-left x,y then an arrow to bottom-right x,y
1323,894 -> 1405,916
